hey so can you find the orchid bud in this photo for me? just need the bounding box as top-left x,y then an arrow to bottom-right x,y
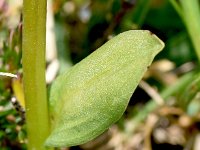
46,30 -> 164,147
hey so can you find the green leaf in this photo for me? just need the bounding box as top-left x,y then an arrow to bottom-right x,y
45,30 -> 164,147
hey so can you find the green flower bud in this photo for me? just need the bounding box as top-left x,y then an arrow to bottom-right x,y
46,30 -> 164,147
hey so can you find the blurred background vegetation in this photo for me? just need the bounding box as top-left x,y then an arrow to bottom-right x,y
0,0 -> 200,150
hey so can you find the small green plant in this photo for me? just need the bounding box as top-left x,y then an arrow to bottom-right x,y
2,0 -> 197,149
22,0 -> 165,149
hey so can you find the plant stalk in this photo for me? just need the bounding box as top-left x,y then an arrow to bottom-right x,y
23,0 -> 50,149
180,0 -> 200,61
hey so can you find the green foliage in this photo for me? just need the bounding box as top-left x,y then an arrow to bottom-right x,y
1,0 -> 200,149
46,30 -> 164,147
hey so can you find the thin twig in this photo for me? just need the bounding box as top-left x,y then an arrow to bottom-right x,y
139,80 -> 164,105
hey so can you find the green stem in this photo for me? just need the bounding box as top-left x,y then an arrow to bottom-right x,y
23,0 -> 50,149
170,0 -> 200,61
180,0 -> 200,61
